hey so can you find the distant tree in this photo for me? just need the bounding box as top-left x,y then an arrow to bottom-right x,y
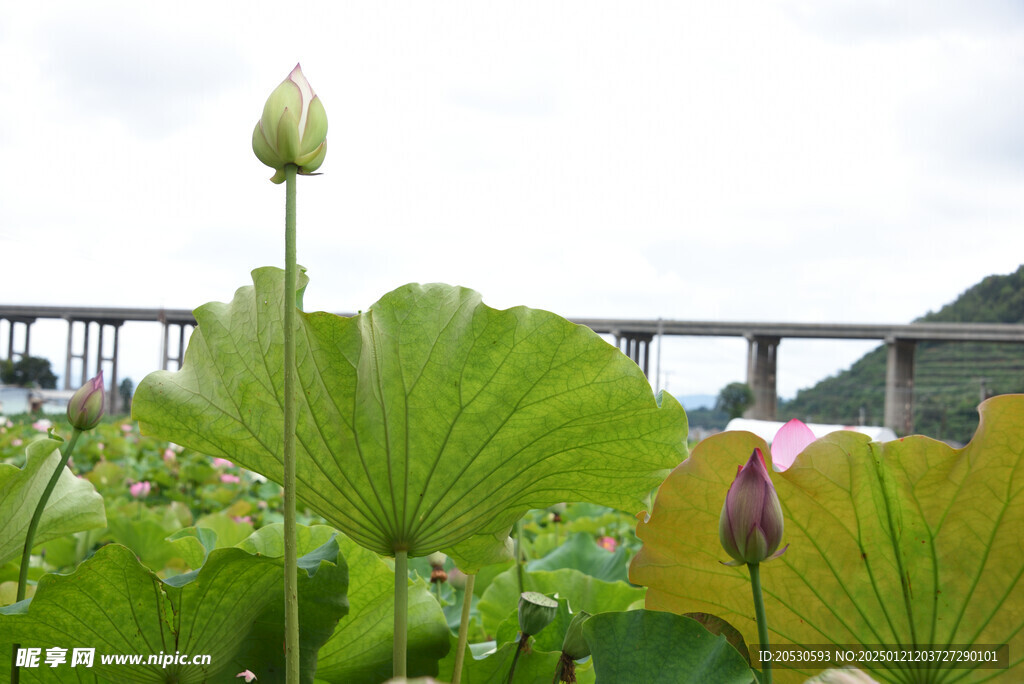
716,382 -> 754,420
119,378 -> 134,412
0,356 -> 58,389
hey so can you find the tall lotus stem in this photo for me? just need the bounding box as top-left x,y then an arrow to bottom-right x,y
394,550 -> 409,676
452,573 -> 476,684
253,64 -> 327,683
282,162 -> 300,681
749,562 -> 772,684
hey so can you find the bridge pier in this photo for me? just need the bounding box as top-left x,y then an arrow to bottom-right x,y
883,338 -> 915,435
64,319 -> 123,413
744,335 -> 779,420
2,317 -> 34,362
613,331 -> 654,378
161,320 -> 195,371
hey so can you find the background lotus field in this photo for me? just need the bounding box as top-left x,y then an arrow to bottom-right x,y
0,272 -> 1021,684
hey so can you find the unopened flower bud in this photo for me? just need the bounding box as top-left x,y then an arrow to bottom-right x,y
517,591 -> 557,636
252,64 -> 328,184
67,371 -> 105,430
560,610 -> 592,659
719,448 -> 788,565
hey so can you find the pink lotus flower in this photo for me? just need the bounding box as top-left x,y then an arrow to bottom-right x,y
163,448 -> 176,464
120,424 -> 133,433
11,438 -> 23,447
770,419 -> 816,472
719,448 -> 787,566
233,515 -> 253,524
597,536 -> 618,553
236,670 -> 258,682
212,458 -> 234,468
32,419 -> 52,432
97,442 -> 105,451
130,481 -> 152,498
220,473 -> 241,484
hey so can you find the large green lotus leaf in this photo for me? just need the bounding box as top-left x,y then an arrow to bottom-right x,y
132,268 -> 687,565
525,532 -> 629,583
0,437 -> 106,566
313,533 -> 450,683
583,610 -> 754,683
0,535 -> 347,683
631,394 -> 1024,683
477,567 -> 645,636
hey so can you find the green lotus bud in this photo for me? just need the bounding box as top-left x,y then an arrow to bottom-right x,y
67,371 -> 105,431
517,591 -> 558,636
560,610 -> 592,659
252,63 -> 328,184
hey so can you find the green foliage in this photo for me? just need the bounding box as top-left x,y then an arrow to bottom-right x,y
0,437 -> 105,567
632,395 -> 1024,682
0,534 -> 348,684
716,382 -> 753,419
0,356 -> 57,389
477,567 -> 645,637
782,265 -> 1024,442
132,268 -> 687,568
583,610 -> 755,683
314,532 -> 451,683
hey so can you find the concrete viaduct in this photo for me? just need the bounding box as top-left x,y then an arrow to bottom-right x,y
3,305 -> 1024,434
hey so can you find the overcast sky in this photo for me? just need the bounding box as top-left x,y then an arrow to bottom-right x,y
1,1 -> 1023,405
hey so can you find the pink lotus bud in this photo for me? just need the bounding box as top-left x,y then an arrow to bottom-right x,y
220,473 -> 241,484
719,448 -> 787,565
67,372 -> 105,431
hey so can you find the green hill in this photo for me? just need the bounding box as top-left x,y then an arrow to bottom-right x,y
779,266 -> 1024,444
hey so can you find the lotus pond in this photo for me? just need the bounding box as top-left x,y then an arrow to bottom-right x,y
0,64 -> 1020,684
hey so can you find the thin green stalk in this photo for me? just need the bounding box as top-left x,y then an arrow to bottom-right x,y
506,633 -> 529,684
514,518 -> 524,595
394,550 -> 409,677
451,573 -> 476,684
13,428 -> 83,684
749,562 -> 772,684
283,162 -> 300,682
17,430 -> 82,600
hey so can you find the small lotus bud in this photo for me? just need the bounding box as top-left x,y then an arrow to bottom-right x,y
447,567 -> 468,590
517,591 -> 558,636
719,448 -> 788,565
67,371 -> 105,430
560,610 -> 592,659
252,64 -> 328,184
